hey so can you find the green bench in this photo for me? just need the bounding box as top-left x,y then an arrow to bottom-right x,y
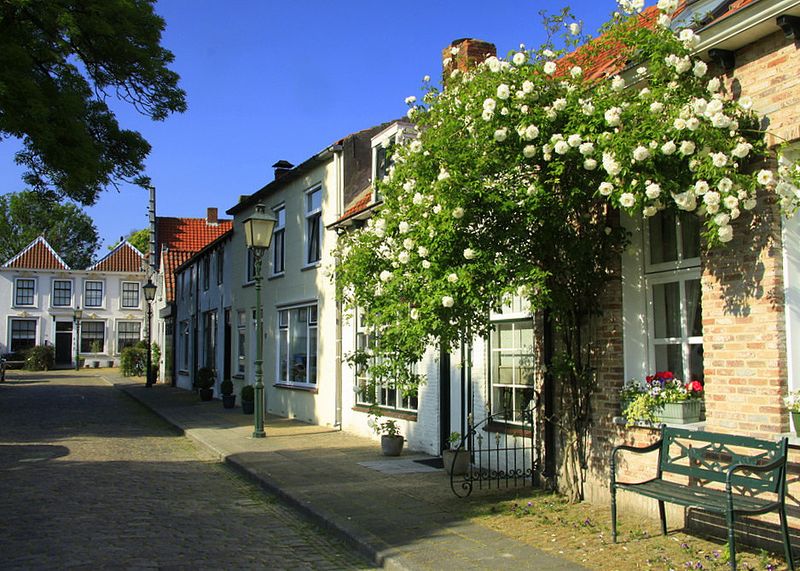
610,426 -> 794,571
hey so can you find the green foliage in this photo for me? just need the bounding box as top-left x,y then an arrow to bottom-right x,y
195,367 -> 215,390
622,393 -> 663,426
150,342 -> 160,366
448,431 -> 462,445
367,411 -> 401,437
120,345 -> 147,377
240,384 -> 254,402
90,340 -> 102,354
0,0 -> 187,202
110,229 -> 149,254
220,379 -> 233,396
24,345 -> 54,371
0,192 -> 99,268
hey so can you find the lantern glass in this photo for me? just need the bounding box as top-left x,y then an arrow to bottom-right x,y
142,279 -> 157,302
243,204 -> 277,250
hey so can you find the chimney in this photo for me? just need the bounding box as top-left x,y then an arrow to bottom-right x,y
207,207 -> 218,224
442,38 -> 496,80
272,160 -> 294,180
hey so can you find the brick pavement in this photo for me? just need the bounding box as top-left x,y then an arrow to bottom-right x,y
0,370 -> 372,570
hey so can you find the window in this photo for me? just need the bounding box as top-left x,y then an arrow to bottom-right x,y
217,249 -> 224,284
272,206 -> 285,275
121,282 -> 140,308
84,281 -> 104,307
80,321 -> 105,353
203,311 -> 217,369
489,318 -> 536,423
181,321 -> 190,370
277,304 -> 318,386
645,210 -> 703,384
14,279 -> 35,306
10,319 -> 36,352
305,187 -> 322,265
246,249 -> 256,282
202,256 -> 210,291
354,311 -> 418,411
375,142 -> 395,182
237,311 -> 246,374
117,322 -> 141,352
52,280 -> 72,307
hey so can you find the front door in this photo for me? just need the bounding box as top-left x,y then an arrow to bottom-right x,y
55,322 -> 73,365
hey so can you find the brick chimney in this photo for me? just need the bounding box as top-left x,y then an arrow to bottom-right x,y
206,207 -> 218,225
442,38 -> 496,80
272,160 -> 294,180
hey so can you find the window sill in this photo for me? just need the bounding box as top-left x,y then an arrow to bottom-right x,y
242,281 -> 254,288
301,263 -> 320,272
611,416 -> 706,431
178,370 -> 190,376
232,374 -> 245,380
273,382 -> 318,394
351,405 -> 418,422
268,272 -> 285,281
484,421 -> 533,438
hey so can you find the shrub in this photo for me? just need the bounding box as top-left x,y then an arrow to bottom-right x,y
195,367 -> 215,390
120,345 -> 147,377
241,385 -> 254,402
24,345 -> 54,371
220,379 -> 233,396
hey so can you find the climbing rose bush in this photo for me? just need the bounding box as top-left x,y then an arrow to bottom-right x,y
336,2 -> 800,392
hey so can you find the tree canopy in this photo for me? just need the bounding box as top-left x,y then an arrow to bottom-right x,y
0,191 -> 100,268
109,228 -> 148,254
0,0 -> 187,204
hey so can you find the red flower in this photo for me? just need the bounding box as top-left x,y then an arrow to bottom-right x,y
658,371 -> 674,380
687,380 -> 703,393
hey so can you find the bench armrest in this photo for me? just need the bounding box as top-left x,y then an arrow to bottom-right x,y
725,455 -> 786,485
610,439 -> 663,488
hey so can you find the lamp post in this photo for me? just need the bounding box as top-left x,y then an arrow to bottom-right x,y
243,203 -> 277,438
142,279 -> 157,387
73,307 -> 82,370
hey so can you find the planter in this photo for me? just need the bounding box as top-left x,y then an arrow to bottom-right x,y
658,399 -> 702,424
92,361 -> 100,368
222,394 -> 236,409
381,435 -> 404,456
199,388 -> 214,401
241,399 -> 254,414
792,412 -> 800,436
107,360 -> 114,368
442,449 -> 470,475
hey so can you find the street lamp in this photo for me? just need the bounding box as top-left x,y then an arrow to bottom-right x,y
73,307 -> 82,370
243,203 -> 277,438
142,279 -> 157,387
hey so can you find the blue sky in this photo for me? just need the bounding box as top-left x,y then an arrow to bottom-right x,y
1,0 -> 621,251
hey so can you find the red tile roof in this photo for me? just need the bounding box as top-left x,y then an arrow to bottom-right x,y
156,217 -> 232,255
332,186 -> 376,226
88,242 -> 146,273
162,250 -> 194,303
2,236 -> 70,270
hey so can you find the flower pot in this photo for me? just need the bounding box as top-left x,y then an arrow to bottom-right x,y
199,388 -> 214,401
381,435 -> 404,456
442,449 -> 469,475
792,412 -> 800,436
658,399 -> 701,424
241,400 -> 254,414
222,394 -> 236,409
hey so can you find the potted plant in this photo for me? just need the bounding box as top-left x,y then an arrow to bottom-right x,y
90,340 -> 102,368
621,371 -> 704,426
442,431 -> 470,475
785,390 -> 800,435
241,385 -> 255,414
369,412 -> 404,456
220,379 -> 236,409
195,367 -> 215,401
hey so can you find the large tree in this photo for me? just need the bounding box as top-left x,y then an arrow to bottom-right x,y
109,228 -> 148,254
0,191 -> 99,268
0,0 -> 187,204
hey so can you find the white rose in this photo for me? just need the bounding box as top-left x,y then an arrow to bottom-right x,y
522,80 -> 534,94
672,191 -> 697,211
633,146 -> 650,161
645,182 -> 662,199
661,140 -> 677,155
657,0 -> 678,11
743,198 -> 757,210
569,22 -> 581,35
437,169 -> 450,181
496,84 -> 510,100
673,118 -> 687,131
481,109 -> 494,122
523,145 -> 537,158
657,13 -> 671,27
398,221 -> 410,233
711,152 -> 728,168
757,169 -> 774,186
379,270 -> 392,282
412,193 -> 424,205
523,124 -> 540,140
417,246 -> 428,258
567,134 -> 582,147
513,52 -> 527,66
494,128 -> 508,142
404,95 -> 416,104
543,61 -> 557,75
403,238 -> 415,250
679,140 -> 696,155
398,251 -> 410,264
598,182 -> 614,196
570,66 -> 582,78
463,248 -> 476,260
447,273 -> 458,283
714,213 -> 730,226
643,206 -> 658,217
686,117 -> 700,131
738,96 -> 753,110
732,142 -> 751,158
579,142 -> 594,155
693,60 -> 708,77
695,180 -> 709,195
452,207 -> 465,219
409,140 -> 422,153
553,98 -> 567,111
410,308 -> 419,320
706,99 -> 723,114
483,97 -> 497,111
619,193 -> 636,208
583,159 -> 597,170
442,296 -> 454,308
650,102 -> 664,113
707,77 -> 721,93
486,56 -> 501,73
718,224 -> 733,243
554,140 -> 570,155
704,191 -> 721,206
602,152 -> 621,176
611,75 -> 625,91
422,259 -> 431,269
723,195 -> 739,209
604,107 -> 621,127
679,28 -> 700,49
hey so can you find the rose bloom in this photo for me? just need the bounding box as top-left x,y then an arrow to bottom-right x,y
447,273 -> 458,283
481,110 -> 493,121
494,128 -> 508,142
410,308 -> 419,320
643,205 -> 658,217
717,177 -> 733,192
738,96 -> 753,110
554,140 -> 570,154
463,248 -> 476,260
732,142 -> 751,158
633,146 -> 650,161
707,77 -> 721,92
718,224 -> 734,243
711,152 -> 728,168
611,75 -> 625,91
579,142 -> 594,155
673,118 -> 687,130
693,60 -> 707,77
757,169 -> 774,185
714,213 -> 731,227
598,182 -> 614,196
553,98 -> 567,111
452,207 -> 465,219
645,182 -> 661,199
417,246 -> 428,257
583,158 -> 597,170
523,145 -> 537,158
604,107 -> 621,126
379,270 -> 392,282
570,66 -> 582,78
569,22 -> 581,35
619,193 -> 636,208
412,193 -> 424,205
496,83 -> 510,100
523,124 -> 540,140
650,101 -> 664,113
672,190 -> 697,211
398,221 -> 410,233
602,152 -> 621,176
661,140 -> 677,155
743,198 -> 757,210
679,140 -> 696,155
398,251 -> 410,264
703,191 -> 721,206
543,61 -> 557,75
442,296 -> 454,308
483,97 -> 497,111
567,134 -> 582,147
513,52 -> 527,66
409,140 -> 422,153
422,260 -> 431,269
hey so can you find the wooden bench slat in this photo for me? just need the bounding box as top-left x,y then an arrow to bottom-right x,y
617,480 -> 779,514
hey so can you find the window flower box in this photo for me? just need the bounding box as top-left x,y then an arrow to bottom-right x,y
658,399 -> 701,424
621,371 -> 703,426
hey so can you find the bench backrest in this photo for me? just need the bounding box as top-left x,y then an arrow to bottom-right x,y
659,427 -> 788,494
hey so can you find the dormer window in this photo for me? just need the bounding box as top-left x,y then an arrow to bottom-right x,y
371,122 -> 414,202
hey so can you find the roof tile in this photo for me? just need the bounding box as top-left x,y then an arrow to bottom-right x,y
2,236 -> 70,270
88,242 -> 147,273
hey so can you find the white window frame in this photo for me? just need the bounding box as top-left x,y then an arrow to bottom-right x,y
84,280 -> 105,308
488,306 -> 536,425
80,320 -> 105,354
51,279 -> 73,308
180,320 -> 190,371
245,248 -> 256,284
304,186 -> 322,266
9,318 -> 37,353
276,302 -> 318,387
116,320 -> 142,353
237,311 -> 246,375
271,205 -> 286,276
120,281 -> 141,309
14,278 -> 37,307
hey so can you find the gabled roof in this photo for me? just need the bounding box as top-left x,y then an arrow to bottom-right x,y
2,236 -> 70,270
175,229 -> 233,275
87,241 -> 146,273
156,217 -> 233,255
331,186 -> 379,228
161,250 -> 194,303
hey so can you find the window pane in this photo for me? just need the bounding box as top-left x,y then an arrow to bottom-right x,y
307,188 -> 321,212
654,344 -> 683,377
649,210 -> 678,265
685,279 -> 703,337
15,279 -> 35,306
652,282 -> 681,338
53,281 -> 71,306
273,230 -> 285,273
117,322 -> 141,351
308,325 -> 317,384
680,212 -> 701,260
689,344 -> 704,383
307,213 -> 321,263
10,319 -> 36,352
81,322 -> 105,353
121,283 -> 139,308
85,282 -> 103,307
289,309 -> 308,382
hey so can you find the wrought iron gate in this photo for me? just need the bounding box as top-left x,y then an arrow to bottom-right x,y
449,394 -> 540,498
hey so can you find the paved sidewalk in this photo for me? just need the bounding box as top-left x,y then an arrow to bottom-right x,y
108,373 -> 584,571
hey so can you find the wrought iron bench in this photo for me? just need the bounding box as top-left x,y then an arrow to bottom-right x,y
610,426 -> 794,571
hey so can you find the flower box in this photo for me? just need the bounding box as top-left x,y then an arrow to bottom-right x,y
657,399 -> 701,424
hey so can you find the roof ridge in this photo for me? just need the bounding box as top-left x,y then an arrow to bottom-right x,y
2,235 -> 71,270
87,240 -> 147,271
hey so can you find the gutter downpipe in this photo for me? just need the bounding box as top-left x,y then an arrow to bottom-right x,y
332,144 -> 344,429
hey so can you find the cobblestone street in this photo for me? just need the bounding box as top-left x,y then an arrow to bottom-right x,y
0,371 -> 372,570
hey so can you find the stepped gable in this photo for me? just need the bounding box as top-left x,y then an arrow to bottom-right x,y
2,236 -> 70,270
87,241 -> 147,273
